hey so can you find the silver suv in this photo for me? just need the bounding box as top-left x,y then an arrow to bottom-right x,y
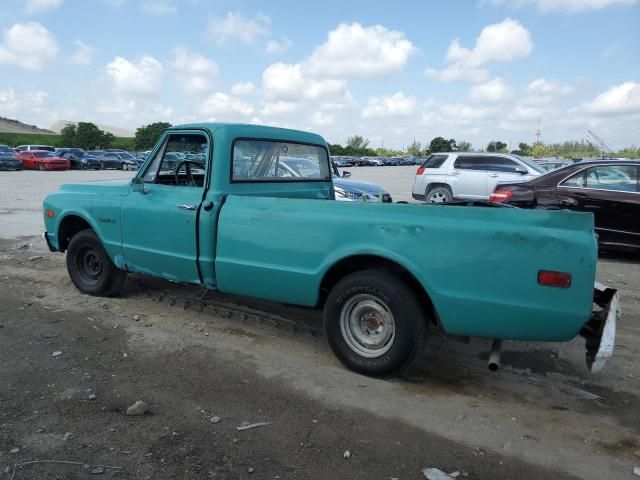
412,152 -> 544,203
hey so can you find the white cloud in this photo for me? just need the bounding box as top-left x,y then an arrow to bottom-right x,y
422,103 -> 498,127
527,78 -> 574,95
25,0 -> 63,13
96,98 -> 173,122
311,111 -> 335,126
105,55 -> 163,96
206,12 -> 270,45
262,62 -> 348,102
425,65 -> 489,83
470,77 -> 513,103
361,92 -> 416,118
0,89 -> 48,117
199,92 -> 254,117
0,22 -> 58,70
303,23 -> 416,78
70,40 -> 94,65
140,1 -> 176,15
170,47 -> 218,95
231,82 -> 257,96
583,81 -> 640,115
260,100 -> 299,116
426,18 -> 532,83
482,0 -> 637,12
266,37 -> 292,54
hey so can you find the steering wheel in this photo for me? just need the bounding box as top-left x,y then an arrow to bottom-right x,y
174,160 -> 202,187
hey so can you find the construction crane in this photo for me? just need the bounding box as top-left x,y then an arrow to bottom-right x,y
587,130 -> 613,157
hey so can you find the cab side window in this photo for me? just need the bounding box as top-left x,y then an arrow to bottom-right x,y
143,133 -> 209,187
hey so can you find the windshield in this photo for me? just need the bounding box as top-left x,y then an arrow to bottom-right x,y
119,152 -> 136,160
511,155 -> 545,174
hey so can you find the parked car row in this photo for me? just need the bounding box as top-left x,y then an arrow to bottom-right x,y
0,144 -> 149,171
331,155 -> 423,167
411,152 -> 639,251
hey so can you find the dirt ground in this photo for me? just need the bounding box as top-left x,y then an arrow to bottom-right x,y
1,169 -> 639,480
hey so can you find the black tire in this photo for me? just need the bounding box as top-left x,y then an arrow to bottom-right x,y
425,185 -> 452,203
66,229 -> 127,296
323,269 -> 428,376
121,163 -> 128,171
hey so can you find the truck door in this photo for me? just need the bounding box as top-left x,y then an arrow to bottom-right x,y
120,131 -> 215,285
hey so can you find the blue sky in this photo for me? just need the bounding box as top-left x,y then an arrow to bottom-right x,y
0,0 -> 639,149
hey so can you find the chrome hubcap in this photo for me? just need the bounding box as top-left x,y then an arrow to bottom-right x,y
339,294 -> 395,358
429,191 -> 449,203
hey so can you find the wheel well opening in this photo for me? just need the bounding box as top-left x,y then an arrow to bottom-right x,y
426,183 -> 452,193
58,216 -> 92,252
318,255 -> 438,326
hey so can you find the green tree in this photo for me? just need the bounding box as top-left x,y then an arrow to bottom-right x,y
135,122 -> 171,150
406,139 -> 423,156
530,142 -> 548,157
429,137 -> 456,153
75,122 -> 107,149
487,140 -> 507,152
60,124 -> 77,146
346,135 -> 370,150
456,140 -> 472,152
518,142 -> 531,156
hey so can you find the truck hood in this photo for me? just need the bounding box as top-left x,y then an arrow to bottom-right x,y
59,179 -> 132,195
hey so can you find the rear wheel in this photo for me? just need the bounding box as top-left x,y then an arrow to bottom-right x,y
426,185 -> 452,203
323,269 -> 428,376
66,229 -> 126,296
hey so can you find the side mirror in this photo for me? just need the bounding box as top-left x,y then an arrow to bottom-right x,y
131,177 -> 147,194
515,166 -> 528,174
342,171 -> 352,178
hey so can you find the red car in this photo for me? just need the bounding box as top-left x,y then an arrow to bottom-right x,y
17,150 -> 70,171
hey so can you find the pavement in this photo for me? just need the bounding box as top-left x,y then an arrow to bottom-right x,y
0,168 -> 639,480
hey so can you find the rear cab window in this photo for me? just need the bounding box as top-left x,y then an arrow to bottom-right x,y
232,139 -> 330,182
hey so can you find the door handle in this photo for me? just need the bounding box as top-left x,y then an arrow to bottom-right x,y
451,171 -> 460,176
489,173 -> 499,178
176,204 -> 197,210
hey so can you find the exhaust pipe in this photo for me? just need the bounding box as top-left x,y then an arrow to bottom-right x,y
488,339 -> 502,371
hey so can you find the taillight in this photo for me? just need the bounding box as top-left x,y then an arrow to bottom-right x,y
489,189 -> 513,203
538,270 -> 571,288
416,166 -> 426,175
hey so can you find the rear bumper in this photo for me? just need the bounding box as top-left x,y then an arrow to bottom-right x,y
582,282 -> 619,372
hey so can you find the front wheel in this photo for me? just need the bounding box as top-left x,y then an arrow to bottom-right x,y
426,185 -> 452,203
66,229 -> 127,296
323,269 -> 428,376
122,163 -> 128,171
38,162 -> 45,171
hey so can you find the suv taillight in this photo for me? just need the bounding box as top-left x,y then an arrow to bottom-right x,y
489,189 -> 513,203
416,166 -> 426,175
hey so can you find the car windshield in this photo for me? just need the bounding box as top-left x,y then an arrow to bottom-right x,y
511,155 -> 545,174
119,152 -> 136,160
34,152 -> 55,158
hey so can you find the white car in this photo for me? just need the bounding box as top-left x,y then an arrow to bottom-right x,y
412,152 -> 545,203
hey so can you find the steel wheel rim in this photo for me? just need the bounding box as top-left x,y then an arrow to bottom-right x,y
75,246 -> 103,285
339,294 -> 395,358
429,190 -> 449,203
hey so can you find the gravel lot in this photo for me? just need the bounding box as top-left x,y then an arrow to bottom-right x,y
0,168 -> 639,479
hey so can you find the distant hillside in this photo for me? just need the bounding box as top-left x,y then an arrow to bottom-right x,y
0,117 -> 55,135
50,120 -> 134,138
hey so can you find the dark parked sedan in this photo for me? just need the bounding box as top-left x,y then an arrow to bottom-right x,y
58,149 -> 102,170
490,160 -> 640,250
99,151 -> 139,170
0,153 -> 21,170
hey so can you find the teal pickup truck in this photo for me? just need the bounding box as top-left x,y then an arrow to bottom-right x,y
43,123 -> 618,376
